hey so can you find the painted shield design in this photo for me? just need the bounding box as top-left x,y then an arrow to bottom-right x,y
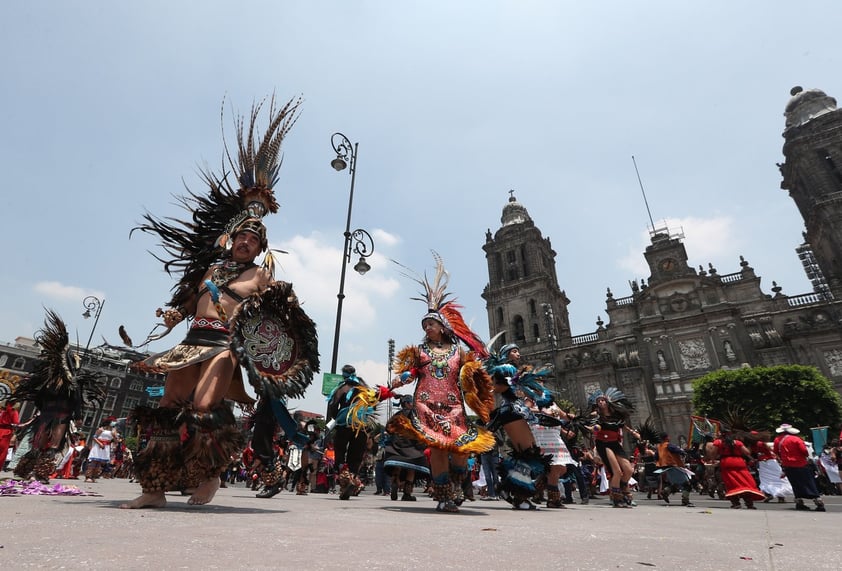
230,281 -> 319,399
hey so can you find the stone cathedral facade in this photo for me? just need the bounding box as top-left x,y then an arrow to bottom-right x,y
482,87 -> 842,440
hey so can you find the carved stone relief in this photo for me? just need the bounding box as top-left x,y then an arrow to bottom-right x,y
677,338 -> 711,371
824,349 -> 842,377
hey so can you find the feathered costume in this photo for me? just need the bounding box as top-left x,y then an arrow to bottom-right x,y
128,95 -> 317,497
484,344 -> 557,508
389,255 -> 495,511
588,386 -> 638,507
11,310 -> 105,483
325,366 -> 377,500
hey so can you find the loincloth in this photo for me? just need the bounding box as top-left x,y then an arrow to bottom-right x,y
137,319 -> 254,404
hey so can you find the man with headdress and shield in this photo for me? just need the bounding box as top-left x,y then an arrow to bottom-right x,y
121,96 -> 318,509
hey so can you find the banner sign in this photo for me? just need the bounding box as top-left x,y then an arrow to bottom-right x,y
688,415 -> 721,444
321,373 -> 344,396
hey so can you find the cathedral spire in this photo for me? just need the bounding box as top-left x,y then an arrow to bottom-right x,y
501,190 -> 532,226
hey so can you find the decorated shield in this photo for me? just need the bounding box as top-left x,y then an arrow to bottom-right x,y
230,281 -> 319,399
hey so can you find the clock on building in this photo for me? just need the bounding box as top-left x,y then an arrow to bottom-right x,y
658,258 -> 677,273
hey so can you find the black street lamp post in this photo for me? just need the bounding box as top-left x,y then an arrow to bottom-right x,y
81,295 -> 105,436
82,296 -> 105,357
330,132 -> 375,374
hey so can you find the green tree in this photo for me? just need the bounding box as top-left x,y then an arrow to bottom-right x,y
692,365 -> 842,436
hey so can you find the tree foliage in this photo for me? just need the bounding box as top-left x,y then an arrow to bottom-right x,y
692,365 -> 842,436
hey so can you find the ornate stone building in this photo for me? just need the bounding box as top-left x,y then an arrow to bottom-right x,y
0,338 -> 164,436
482,87 -> 842,440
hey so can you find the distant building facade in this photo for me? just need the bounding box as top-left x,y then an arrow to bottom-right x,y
0,338 -> 164,435
482,87 -> 842,440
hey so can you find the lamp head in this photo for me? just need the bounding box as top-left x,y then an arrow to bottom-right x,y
331,156 -> 347,171
82,310 -> 91,319
353,256 -> 371,275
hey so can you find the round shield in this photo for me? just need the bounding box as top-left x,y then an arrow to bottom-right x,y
230,281 -> 319,399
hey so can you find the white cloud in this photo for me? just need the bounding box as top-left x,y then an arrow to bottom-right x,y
34,281 -> 104,302
371,228 -> 401,247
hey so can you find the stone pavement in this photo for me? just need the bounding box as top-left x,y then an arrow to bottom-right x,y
0,476 -> 838,570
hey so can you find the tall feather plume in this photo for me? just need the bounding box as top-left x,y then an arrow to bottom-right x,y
229,94 -> 302,207
132,94 -> 302,312
11,310 -> 105,407
394,252 -> 488,358
439,303 -> 488,358
637,417 -> 663,445
393,251 -> 453,311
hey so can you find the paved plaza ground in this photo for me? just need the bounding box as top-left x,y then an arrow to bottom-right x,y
0,475 -> 839,570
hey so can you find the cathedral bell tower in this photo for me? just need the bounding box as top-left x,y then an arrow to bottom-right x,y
780,86 -> 842,298
481,192 -> 570,361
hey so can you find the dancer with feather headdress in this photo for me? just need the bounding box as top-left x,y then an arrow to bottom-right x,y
588,387 -> 641,508
484,343 -> 556,510
122,95 -> 319,509
387,254 -> 495,513
11,310 -> 105,484
324,364 -> 379,500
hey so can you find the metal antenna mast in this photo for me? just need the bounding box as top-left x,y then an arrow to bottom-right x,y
632,155 -> 657,231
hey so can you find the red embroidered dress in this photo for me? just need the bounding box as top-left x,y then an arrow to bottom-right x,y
390,343 -> 494,454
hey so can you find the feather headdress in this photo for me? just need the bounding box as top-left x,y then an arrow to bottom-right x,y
588,386 -> 634,418
394,252 -> 488,358
637,416 -> 663,445
11,310 -> 105,407
483,334 -> 553,408
132,94 -> 302,313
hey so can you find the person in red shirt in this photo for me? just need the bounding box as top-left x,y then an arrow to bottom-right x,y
772,423 -> 826,512
0,401 -> 21,470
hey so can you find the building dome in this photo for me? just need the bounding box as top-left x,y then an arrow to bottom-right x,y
501,193 -> 532,226
784,86 -> 837,131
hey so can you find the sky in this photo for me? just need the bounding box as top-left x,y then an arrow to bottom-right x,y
2,2 -> 840,415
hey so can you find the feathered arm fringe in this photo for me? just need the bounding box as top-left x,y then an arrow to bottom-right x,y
459,356 -> 494,423
347,388 -> 381,436
391,346 -> 425,388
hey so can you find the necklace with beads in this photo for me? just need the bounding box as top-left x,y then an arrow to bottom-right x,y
211,261 -> 252,287
424,342 -> 455,379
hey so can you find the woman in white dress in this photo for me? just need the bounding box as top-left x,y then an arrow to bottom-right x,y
85,417 -> 115,482
818,445 -> 842,494
749,435 -> 793,502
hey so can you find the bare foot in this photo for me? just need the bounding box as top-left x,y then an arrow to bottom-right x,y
188,478 -> 220,505
120,491 -> 167,509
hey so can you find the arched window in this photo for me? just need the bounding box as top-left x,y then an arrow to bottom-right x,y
529,299 -> 537,315
13,357 -> 25,369
110,377 -> 122,388
513,316 -> 525,341
496,307 -> 504,329
532,323 -> 540,339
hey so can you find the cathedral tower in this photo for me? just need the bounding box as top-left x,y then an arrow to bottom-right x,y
780,86 -> 842,297
481,192 -> 570,361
